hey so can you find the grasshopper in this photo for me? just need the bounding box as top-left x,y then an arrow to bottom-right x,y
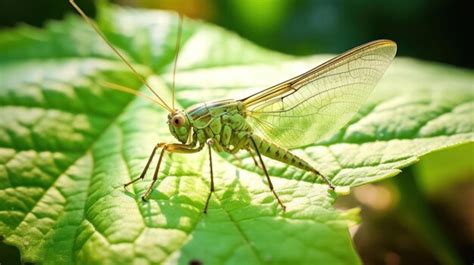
70,1 -> 396,213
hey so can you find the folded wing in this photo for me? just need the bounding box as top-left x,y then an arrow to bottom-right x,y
242,40 -> 397,149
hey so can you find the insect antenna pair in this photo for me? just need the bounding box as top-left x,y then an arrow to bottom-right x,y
69,0 -> 180,112
70,1 -> 227,213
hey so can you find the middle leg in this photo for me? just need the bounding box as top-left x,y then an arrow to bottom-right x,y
203,139 -> 215,213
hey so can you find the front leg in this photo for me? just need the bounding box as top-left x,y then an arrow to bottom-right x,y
125,142 -> 203,201
142,143 -> 204,200
124,142 -> 166,189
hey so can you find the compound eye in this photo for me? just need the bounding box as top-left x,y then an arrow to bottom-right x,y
172,114 -> 186,128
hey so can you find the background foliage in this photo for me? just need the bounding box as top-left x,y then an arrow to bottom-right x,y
0,1 -> 473,265
0,0 -> 472,69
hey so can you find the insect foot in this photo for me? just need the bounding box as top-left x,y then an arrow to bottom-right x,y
272,190 -> 287,212
324,178 -> 336,190
313,169 -> 335,190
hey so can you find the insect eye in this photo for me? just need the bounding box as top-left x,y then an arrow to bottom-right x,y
172,114 -> 185,127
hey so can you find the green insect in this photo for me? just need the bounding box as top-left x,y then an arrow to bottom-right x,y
70,1 -> 397,213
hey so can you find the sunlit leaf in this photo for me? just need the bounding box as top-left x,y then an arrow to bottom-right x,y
0,4 -> 472,265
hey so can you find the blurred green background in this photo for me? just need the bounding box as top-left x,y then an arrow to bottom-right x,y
0,0 -> 472,68
0,0 -> 472,265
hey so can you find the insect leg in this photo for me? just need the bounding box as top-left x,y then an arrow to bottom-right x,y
124,143 -> 165,189
249,136 -> 286,211
246,148 -> 261,169
142,146 -> 167,201
313,169 -> 335,190
203,139 -> 215,213
141,143 -> 203,201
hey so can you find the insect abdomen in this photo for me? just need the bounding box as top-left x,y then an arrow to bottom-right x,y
249,135 -> 314,172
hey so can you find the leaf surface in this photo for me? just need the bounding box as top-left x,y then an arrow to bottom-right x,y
0,4 -> 472,265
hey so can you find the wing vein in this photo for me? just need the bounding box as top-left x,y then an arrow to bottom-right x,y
242,40 -> 397,148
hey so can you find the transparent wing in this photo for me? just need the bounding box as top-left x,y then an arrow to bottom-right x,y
242,40 -> 397,149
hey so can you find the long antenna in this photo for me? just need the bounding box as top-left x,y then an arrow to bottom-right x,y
171,13 -> 183,111
69,0 -> 173,113
100,81 -> 169,107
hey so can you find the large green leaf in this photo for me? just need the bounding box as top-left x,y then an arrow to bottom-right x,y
0,4 -> 472,265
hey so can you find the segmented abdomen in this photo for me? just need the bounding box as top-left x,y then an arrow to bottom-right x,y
248,135 -> 315,173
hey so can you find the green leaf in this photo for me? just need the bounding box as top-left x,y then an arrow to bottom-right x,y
0,4 -> 472,265
415,142 -> 474,194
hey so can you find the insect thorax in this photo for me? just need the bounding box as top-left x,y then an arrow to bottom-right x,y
187,99 -> 252,153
